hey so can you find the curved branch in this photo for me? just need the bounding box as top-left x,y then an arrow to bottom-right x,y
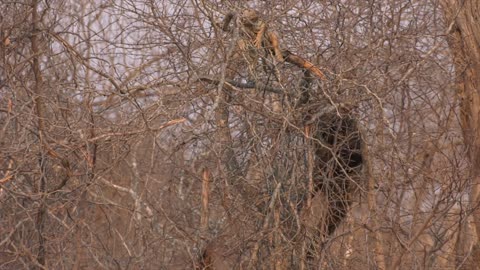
282,50 -> 327,81
198,77 -> 284,94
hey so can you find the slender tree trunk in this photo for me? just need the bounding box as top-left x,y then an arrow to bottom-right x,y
365,147 -> 386,270
30,0 -> 48,268
441,1 -> 480,268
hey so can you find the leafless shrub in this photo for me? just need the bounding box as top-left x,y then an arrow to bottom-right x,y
1,0 -> 479,269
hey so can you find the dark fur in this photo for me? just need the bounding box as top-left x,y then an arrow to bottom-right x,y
314,114 -> 363,236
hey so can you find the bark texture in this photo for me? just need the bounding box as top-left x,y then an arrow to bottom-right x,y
441,0 -> 480,268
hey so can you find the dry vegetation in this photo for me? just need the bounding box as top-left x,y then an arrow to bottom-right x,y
1,0 -> 480,269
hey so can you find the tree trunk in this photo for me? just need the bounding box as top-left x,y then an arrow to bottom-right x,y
30,0 -> 48,268
441,0 -> 480,268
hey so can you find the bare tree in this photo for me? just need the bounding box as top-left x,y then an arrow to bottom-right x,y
441,1 -> 480,269
1,0 -> 479,269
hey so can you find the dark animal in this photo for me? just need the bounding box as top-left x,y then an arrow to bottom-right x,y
314,114 -> 363,236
